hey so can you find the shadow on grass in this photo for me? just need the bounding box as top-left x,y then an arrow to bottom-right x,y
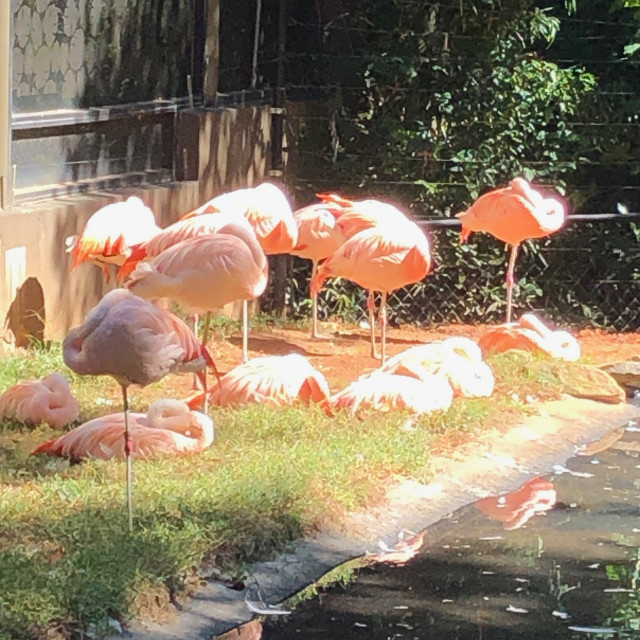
0,490 -> 307,640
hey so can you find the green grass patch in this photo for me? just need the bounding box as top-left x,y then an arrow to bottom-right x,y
0,345 -> 597,639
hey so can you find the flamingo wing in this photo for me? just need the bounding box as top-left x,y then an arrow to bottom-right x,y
329,371 -> 453,417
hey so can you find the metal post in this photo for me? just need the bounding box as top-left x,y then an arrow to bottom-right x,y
251,0 -> 263,88
270,0 -> 287,175
0,1 -> 11,211
269,0 -> 288,317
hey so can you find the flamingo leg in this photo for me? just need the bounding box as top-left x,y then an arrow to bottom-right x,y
380,291 -> 388,365
198,310 -> 213,408
367,290 -> 379,359
310,260 -> 319,339
505,244 -> 519,324
121,384 -> 134,532
242,299 -> 249,363
192,313 -> 201,391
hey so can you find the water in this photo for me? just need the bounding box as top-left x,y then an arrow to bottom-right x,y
239,423 -> 640,639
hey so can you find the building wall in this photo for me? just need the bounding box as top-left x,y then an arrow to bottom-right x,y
11,0 -> 199,113
2,105 -> 272,346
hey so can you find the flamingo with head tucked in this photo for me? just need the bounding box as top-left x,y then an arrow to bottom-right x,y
125,222 -> 268,367
31,399 -> 214,462
65,197 -> 161,281
456,178 -> 566,323
183,182 -> 299,255
311,218 -> 432,365
0,373 -> 80,429
186,353 -> 331,410
381,337 -> 495,398
316,194 -> 425,357
289,203 -> 347,338
62,288 -> 215,530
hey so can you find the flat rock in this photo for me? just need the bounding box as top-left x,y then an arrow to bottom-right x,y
559,364 -> 626,404
601,358 -> 640,389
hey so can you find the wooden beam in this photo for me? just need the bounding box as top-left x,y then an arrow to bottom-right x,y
0,1 -> 10,210
203,0 -> 220,105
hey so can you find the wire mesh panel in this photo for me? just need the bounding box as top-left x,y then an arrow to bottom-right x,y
269,216 -> 640,331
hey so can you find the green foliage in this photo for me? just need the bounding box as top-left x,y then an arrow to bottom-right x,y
283,0 -> 640,329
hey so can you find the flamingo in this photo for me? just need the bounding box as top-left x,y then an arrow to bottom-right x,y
31,399 -> 214,462
186,353 -> 331,409
479,312 -> 581,362
316,193 -> 423,357
310,219 -> 432,365
0,373 -> 80,429
328,370 -> 453,417
381,337 -> 495,398
181,183 -> 298,356
289,203 -> 347,338
475,477 -> 557,531
118,213 -> 265,363
62,288 -> 215,530
183,183 -> 299,255
456,178 -> 566,323
65,197 -> 161,281
125,223 -> 268,368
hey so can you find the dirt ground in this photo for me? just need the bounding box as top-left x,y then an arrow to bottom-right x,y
201,322 -> 640,393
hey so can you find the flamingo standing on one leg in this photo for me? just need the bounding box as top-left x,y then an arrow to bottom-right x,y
316,194 -> 418,357
31,399 -> 214,462
289,203 -> 346,338
65,197 -> 161,281
62,288 -> 215,531
310,219 -> 432,365
456,178 -> 566,323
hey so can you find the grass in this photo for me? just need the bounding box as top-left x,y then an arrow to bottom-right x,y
0,342 -> 604,640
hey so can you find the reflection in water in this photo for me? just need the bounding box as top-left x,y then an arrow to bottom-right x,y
367,530 -> 427,565
475,476 -> 557,530
255,425 -> 640,639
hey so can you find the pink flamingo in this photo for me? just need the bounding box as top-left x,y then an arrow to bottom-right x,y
180,183 -> 297,354
187,353 -> 331,409
63,288 -> 215,530
118,213 -> 265,363
456,178 -> 566,322
182,183 -> 299,255
0,373 -> 80,429
316,193 -> 424,357
125,222 -> 268,365
32,399 -> 213,462
381,337 -> 495,398
289,203 -> 347,338
328,370 -> 453,417
65,197 -> 160,280
479,313 -> 581,361
311,218 -> 432,364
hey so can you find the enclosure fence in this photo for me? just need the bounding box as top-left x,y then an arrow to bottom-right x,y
265,215 -> 640,332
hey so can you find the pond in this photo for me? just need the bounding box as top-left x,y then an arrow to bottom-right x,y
227,419 -> 640,640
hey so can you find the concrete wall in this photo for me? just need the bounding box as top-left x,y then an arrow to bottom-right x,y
2,105 -> 271,347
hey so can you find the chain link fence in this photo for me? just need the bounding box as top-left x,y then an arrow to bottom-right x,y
264,216 -> 640,331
